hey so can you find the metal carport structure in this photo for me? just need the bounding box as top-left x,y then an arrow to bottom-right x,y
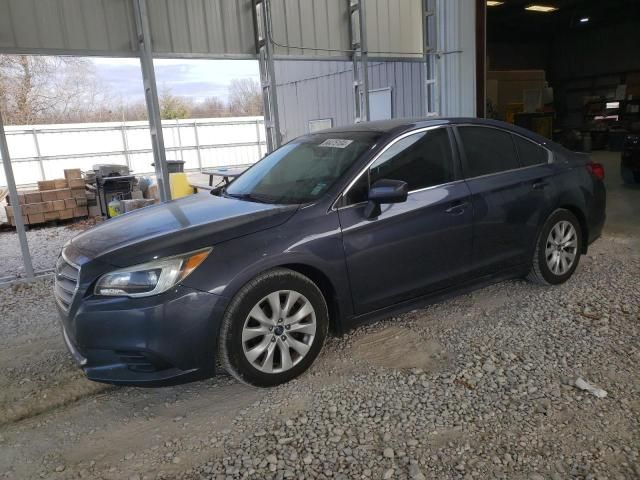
0,0 -> 478,281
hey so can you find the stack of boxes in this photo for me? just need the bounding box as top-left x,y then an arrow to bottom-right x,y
5,169 -> 88,226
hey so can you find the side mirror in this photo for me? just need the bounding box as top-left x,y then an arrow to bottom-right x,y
364,179 -> 408,218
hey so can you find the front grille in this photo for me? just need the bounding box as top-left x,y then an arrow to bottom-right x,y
54,254 -> 80,311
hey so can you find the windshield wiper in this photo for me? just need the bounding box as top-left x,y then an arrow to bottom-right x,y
224,192 -> 272,204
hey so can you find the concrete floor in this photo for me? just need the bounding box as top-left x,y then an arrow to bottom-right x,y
594,150 -> 640,242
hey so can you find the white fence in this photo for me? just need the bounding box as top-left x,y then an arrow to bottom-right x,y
0,116 -> 266,187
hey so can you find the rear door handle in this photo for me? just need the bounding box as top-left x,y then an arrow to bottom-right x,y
532,180 -> 549,190
445,201 -> 469,215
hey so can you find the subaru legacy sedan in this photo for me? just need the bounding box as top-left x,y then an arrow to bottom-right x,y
56,118 -> 606,387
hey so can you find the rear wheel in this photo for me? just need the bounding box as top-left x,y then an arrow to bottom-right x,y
527,209 -> 582,285
218,268 -> 329,387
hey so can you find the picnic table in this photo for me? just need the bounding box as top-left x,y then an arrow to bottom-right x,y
201,166 -> 247,187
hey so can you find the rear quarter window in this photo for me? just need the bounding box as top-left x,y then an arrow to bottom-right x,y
514,135 -> 549,166
458,126 -> 519,178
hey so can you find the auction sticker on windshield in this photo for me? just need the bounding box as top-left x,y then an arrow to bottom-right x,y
318,139 -> 353,149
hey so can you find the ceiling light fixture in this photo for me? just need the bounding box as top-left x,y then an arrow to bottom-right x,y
580,17 -> 590,22
525,4 -> 559,12
486,1 -> 504,6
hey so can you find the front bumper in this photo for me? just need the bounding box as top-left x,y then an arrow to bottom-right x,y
58,285 -> 228,387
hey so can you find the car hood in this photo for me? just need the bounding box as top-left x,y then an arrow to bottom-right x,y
71,194 -> 298,267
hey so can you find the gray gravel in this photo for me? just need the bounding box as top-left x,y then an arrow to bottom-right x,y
0,224 -> 78,279
0,233 -> 638,480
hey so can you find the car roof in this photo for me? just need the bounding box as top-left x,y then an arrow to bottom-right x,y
313,117 -> 554,147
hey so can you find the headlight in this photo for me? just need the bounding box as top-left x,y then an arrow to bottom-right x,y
94,248 -> 211,297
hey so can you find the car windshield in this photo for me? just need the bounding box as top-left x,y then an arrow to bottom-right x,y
225,131 -> 381,204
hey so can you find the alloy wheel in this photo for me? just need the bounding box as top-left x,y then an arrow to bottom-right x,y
545,220 -> 578,276
241,290 -> 317,373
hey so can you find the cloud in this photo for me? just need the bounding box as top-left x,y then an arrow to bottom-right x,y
91,58 -> 259,104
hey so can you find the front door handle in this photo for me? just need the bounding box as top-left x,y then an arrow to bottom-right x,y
445,201 -> 469,215
532,180 -> 549,190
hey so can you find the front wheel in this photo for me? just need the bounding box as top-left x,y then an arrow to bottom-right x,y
218,268 -> 329,387
527,209 -> 582,285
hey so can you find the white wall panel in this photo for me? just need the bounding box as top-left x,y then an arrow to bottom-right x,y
0,117 -> 266,186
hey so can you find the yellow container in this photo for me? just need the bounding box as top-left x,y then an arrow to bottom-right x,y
169,172 -> 194,199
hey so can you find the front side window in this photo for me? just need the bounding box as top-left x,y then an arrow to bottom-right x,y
458,126 -> 519,178
226,131 -> 380,204
514,135 -> 549,166
345,127 -> 454,205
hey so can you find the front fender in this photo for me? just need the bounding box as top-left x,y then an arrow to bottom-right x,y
182,210 -> 353,330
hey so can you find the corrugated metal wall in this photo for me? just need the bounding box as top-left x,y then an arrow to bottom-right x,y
364,0 -> 423,58
0,0 -> 425,58
274,60 -> 426,141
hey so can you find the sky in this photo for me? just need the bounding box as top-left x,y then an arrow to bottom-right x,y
91,58 -> 260,104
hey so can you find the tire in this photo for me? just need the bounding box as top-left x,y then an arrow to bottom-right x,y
527,209 -> 582,286
218,268 -> 329,387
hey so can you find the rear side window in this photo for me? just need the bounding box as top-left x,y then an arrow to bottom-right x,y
514,135 -> 549,166
458,126 -> 519,178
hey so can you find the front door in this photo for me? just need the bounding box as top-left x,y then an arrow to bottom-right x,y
337,127 -> 473,315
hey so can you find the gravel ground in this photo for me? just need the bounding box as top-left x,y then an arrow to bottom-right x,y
0,224 -> 79,279
1,152 -> 638,479
0,231 -> 638,480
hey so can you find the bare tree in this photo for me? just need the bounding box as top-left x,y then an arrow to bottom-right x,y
0,55 -> 106,125
159,88 -> 192,120
228,78 -> 263,116
191,96 -> 230,118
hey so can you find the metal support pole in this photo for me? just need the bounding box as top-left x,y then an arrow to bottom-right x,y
0,108 -> 34,278
32,128 -> 46,181
255,119 -> 263,158
358,0 -> 370,121
120,123 -> 131,170
254,0 -> 281,152
133,0 -> 171,202
175,120 -> 184,162
193,120 -> 202,170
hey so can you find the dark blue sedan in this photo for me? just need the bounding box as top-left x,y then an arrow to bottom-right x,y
56,118 -> 606,387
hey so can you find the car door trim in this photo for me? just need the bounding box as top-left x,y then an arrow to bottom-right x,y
331,125 -> 454,211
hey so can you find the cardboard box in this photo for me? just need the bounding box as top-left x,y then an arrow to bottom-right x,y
41,190 -> 59,202
88,205 -> 101,217
56,188 -> 72,200
64,169 -> 82,180
71,188 -> 86,199
53,179 -> 68,189
73,206 -> 89,217
121,199 -> 155,213
10,215 -> 28,227
41,201 -> 55,213
5,205 -> 13,218
53,199 -> 66,211
64,198 -> 77,209
23,203 -> 44,215
75,197 -> 87,207
6,193 -> 25,206
44,211 -> 60,221
37,180 -> 56,191
24,191 -> 42,203
68,178 -> 85,189
59,208 -> 74,220
28,213 -> 45,224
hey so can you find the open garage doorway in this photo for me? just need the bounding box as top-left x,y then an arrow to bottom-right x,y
485,0 -> 640,238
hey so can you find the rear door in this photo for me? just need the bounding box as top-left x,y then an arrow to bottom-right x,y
455,125 -> 555,275
337,126 -> 473,314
